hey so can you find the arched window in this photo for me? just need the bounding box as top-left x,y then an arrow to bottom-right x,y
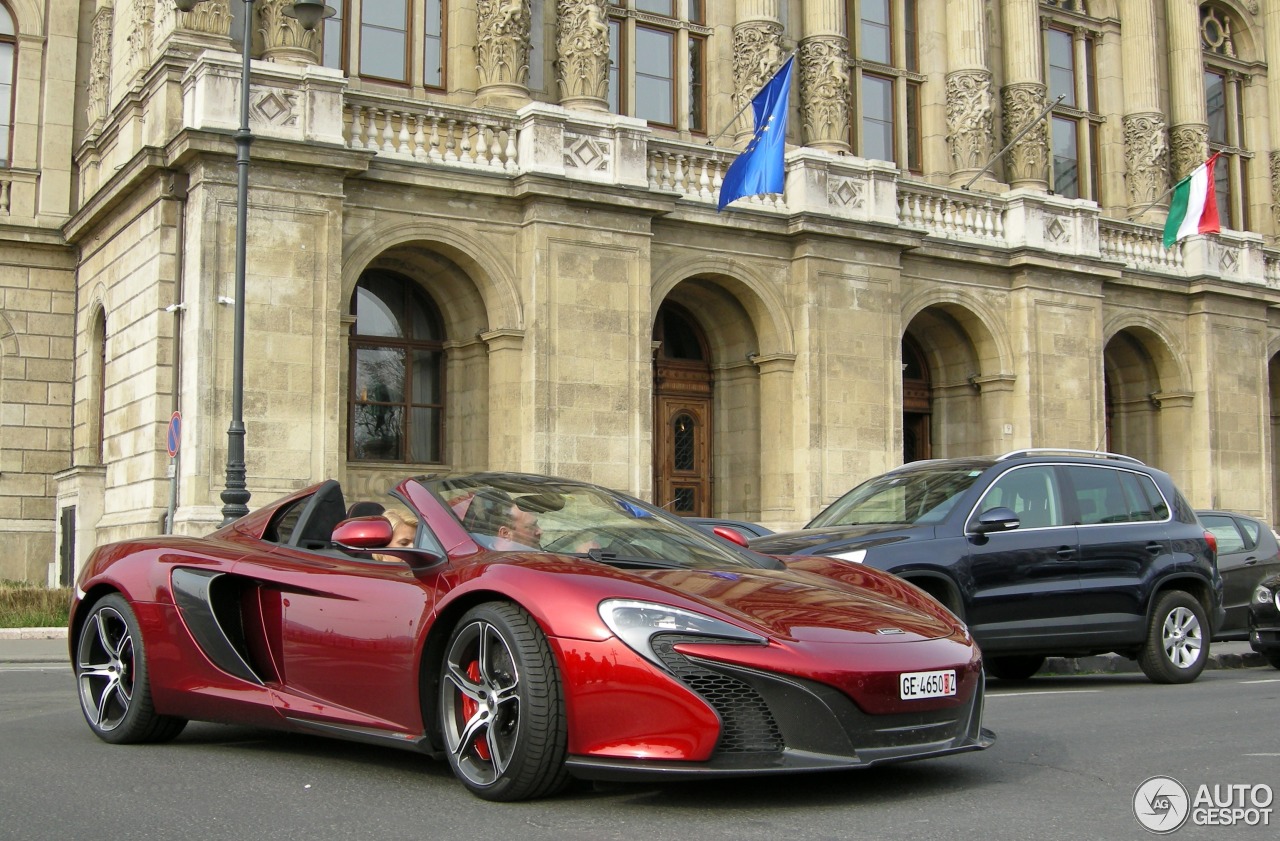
348,271 -> 446,463
0,3 -> 16,167
608,1 -> 708,133
1201,3 -> 1251,230
1041,1 -> 1102,200
319,0 -> 447,90
847,0 -> 922,173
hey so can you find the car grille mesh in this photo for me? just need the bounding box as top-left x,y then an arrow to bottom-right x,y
651,635 -> 784,754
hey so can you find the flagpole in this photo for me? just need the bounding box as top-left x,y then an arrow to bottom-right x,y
1128,151 -> 1221,221
706,52 -> 796,147
962,95 -> 1065,190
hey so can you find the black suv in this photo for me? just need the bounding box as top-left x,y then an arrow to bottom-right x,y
751,450 -> 1225,684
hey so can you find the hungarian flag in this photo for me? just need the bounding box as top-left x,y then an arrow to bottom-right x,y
1162,152 -> 1222,248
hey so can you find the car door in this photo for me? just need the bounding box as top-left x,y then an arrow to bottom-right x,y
962,465 -> 1082,650
233,544 -> 438,736
1062,465 -> 1168,645
1202,513 -> 1280,636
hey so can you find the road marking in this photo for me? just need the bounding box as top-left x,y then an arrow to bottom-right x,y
987,689 -> 1104,698
0,664 -> 69,673
1239,678 -> 1280,684
1244,753 -> 1280,757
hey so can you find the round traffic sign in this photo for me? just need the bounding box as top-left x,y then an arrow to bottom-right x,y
166,411 -> 181,458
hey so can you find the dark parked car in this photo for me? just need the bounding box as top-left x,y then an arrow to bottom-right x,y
70,472 -> 991,802
1249,572 -> 1280,669
751,449 -> 1225,684
1197,510 -> 1280,639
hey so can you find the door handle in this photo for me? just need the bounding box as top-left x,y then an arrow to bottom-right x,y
1243,558 -> 1258,566
1055,546 -> 1076,560
1145,542 -> 1163,554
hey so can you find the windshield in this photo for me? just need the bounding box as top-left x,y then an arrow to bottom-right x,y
808,467 -> 985,528
421,474 -> 768,570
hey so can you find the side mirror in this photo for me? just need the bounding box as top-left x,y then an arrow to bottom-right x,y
972,507 -> 1021,535
711,525 -> 751,548
331,517 -> 444,570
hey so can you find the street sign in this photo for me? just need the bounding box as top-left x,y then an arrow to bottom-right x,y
167,411 -> 181,458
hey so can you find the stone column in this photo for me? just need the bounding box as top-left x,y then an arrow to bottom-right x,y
477,0 -> 533,108
1166,0 -> 1208,179
556,0 -> 610,112
482,330 -> 527,467
731,0 -> 785,143
945,0 -> 995,187
797,0 -> 850,153
755,354 -> 797,529
1001,0 -> 1048,189
259,0 -> 322,65
1121,0 -> 1169,218
1266,0 -> 1280,230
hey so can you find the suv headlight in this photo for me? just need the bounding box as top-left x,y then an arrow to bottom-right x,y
599,599 -> 766,668
1255,583 -> 1276,606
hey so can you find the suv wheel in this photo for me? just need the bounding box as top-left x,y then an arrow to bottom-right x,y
1139,591 -> 1208,684
986,655 -> 1045,680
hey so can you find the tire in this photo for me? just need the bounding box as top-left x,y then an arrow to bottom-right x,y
74,593 -> 187,744
1138,591 -> 1209,684
1265,651 -> 1280,671
439,602 -> 569,801
986,655 -> 1045,680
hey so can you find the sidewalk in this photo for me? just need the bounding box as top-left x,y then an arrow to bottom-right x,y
0,626 -> 1270,672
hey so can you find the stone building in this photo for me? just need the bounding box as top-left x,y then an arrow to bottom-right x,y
2,0 -> 1280,585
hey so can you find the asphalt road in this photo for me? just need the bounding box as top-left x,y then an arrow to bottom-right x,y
2,663 -> 1277,841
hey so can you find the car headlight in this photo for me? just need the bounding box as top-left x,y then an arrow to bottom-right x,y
1255,583 -> 1276,606
599,599 -> 766,668
832,549 -> 867,564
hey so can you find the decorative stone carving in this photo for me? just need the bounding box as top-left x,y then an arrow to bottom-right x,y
128,0 -> 157,76
946,70 -> 994,173
557,0 -> 611,111
798,37 -> 850,152
251,89 -> 301,127
477,0 -> 532,97
1001,83 -> 1048,186
731,21 -> 783,138
1269,151 -> 1280,230
828,175 -> 865,209
564,133 -> 612,172
174,0 -> 233,37
1170,123 -> 1209,180
259,0 -> 321,65
87,9 -> 114,133
1123,113 -> 1169,209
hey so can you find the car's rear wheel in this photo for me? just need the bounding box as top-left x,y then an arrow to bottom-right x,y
1139,591 -> 1208,684
439,602 -> 569,801
986,655 -> 1045,680
75,594 -> 186,744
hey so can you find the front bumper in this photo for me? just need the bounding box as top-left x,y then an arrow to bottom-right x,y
565,655 -> 994,782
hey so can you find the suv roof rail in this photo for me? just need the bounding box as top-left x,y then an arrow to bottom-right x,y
996,448 -> 1145,465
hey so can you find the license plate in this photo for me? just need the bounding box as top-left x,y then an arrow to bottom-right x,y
900,669 -> 957,700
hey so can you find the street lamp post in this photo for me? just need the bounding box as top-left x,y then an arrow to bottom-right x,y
172,0 -> 334,525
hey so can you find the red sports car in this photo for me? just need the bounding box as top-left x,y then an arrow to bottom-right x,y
70,473 -> 993,801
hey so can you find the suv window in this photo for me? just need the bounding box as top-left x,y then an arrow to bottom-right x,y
981,466 -> 1064,528
1063,465 -> 1168,524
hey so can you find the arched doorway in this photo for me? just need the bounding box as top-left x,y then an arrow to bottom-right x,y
902,335 -> 931,463
1103,330 -> 1162,464
653,303 -> 713,516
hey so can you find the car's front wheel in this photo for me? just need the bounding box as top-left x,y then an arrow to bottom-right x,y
439,602 -> 569,801
1139,591 -> 1208,684
74,593 -> 186,743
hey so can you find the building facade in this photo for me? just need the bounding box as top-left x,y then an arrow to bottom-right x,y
2,0 -> 1280,584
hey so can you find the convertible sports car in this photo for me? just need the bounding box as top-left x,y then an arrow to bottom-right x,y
70,473 -> 993,801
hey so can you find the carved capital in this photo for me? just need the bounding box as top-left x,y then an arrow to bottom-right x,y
732,21 -> 784,137
798,36 -> 851,152
946,70 -> 994,173
1123,113 -> 1170,209
128,0 -> 157,76
173,0 -> 232,36
1170,124 -> 1209,180
87,9 -> 114,134
259,0 -> 321,65
477,0 -> 532,96
1002,83 -> 1049,187
1270,151 -> 1280,230
556,0 -> 611,110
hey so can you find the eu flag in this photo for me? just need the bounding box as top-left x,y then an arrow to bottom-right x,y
717,56 -> 794,211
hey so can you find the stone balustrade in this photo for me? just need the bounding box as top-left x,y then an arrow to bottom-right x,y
344,94 -> 521,173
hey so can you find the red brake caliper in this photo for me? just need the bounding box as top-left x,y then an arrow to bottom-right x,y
460,661 -> 491,761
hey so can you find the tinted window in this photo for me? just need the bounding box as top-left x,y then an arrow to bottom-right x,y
1237,517 -> 1261,548
1064,466 -> 1168,524
1200,514 -> 1246,553
981,466 -> 1064,528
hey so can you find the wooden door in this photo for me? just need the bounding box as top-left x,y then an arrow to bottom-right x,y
654,393 -> 712,516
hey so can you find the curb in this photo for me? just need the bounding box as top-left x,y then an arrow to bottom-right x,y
0,627 -> 67,640
1044,649 -> 1267,675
